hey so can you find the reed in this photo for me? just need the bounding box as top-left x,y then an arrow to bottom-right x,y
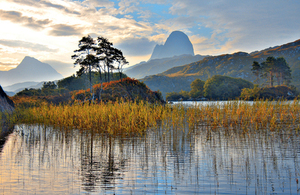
12,100 -> 184,136
10,99 -> 300,136
187,100 -> 300,132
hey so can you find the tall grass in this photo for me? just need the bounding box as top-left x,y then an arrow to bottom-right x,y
11,100 -> 300,136
13,100 -> 184,136
187,100 -> 300,132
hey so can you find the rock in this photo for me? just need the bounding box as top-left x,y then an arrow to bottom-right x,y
150,31 -> 194,60
0,85 -> 14,114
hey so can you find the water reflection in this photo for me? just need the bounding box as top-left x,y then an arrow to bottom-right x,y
0,123 -> 299,194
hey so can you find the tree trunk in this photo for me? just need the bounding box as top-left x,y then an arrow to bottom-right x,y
98,68 -> 102,82
107,64 -> 110,82
89,64 -> 93,98
270,71 -> 273,87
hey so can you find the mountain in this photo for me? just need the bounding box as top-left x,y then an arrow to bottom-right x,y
124,31 -> 200,79
141,39 -> 300,98
2,81 -> 44,95
150,31 -> 194,60
0,56 -> 63,87
124,54 -> 206,79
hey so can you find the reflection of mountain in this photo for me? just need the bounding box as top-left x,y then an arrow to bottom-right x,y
0,56 -> 63,87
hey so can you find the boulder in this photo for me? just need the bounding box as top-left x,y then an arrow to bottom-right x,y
0,85 -> 14,114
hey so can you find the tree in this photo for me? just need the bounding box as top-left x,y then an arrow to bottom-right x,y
114,48 -> 128,80
72,35 -> 98,97
72,35 -> 128,100
96,36 -> 127,82
203,75 -> 253,100
251,61 -> 261,84
275,57 -> 292,85
262,57 -> 276,87
189,79 -> 205,98
42,81 -> 57,89
254,56 -> 292,87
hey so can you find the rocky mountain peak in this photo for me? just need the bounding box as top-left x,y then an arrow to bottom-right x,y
150,31 -> 194,60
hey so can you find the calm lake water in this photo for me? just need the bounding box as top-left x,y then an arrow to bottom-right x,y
0,103 -> 300,194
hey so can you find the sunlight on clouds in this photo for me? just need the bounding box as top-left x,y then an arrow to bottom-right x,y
0,0 -> 299,72
149,33 -> 167,44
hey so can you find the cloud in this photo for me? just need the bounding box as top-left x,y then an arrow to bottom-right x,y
0,9 -> 51,30
10,0 -> 81,15
0,39 -> 58,52
167,0 -> 300,54
116,37 -> 157,56
48,24 -> 84,36
0,62 -> 18,66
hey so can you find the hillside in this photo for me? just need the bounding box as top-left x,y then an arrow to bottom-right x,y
125,54 -> 206,79
142,39 -> 300,98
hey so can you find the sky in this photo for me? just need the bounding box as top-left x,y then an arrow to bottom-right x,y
0,0 -> 300,77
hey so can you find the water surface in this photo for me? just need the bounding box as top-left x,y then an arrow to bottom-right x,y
0,122 -> 299,194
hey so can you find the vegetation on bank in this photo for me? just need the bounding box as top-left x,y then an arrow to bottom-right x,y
240,85 -> 297,100
186,100 -> 300,132
10,100 -> 170,136
5,99 -> 300,136
73,77 -> 164,103
251,56 -> 292,86
12,77 -> 164,106
166,75 -> 253,101
166,56 -> 298,101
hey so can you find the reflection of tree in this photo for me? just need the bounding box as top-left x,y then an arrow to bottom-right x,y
80,133 -> 127,192
2,122 -> 300,194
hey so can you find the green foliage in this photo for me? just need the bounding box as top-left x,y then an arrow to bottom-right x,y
166,90 -> 190,101
203,75 -> 254,100
73,77 -> 165,103
251,56 -> 292,87
42,81 -> 57,89
57,72 -> 127,91
240,85 -> 297,100
189,78 -> 205,98
240,85 -> 261,100
142,75 -> 195,99
16,87 -> 69,97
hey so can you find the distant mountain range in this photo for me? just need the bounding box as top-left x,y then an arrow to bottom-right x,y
141,39 -> 300,98
0,56 -> 63,87
3,81 -> 44,95
125,31 -> 202,79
